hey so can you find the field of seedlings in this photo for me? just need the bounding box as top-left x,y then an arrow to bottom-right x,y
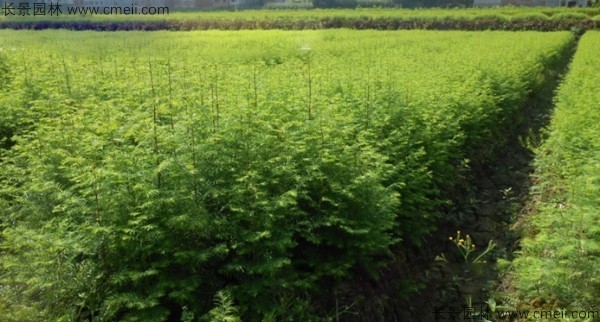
509,31 -> 600,313
0,29 -> 578,320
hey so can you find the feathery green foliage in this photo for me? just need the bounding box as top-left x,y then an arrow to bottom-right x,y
0,30 -> 573,320
511,31 -> 600,312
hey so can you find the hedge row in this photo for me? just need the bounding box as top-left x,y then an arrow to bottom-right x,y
0,17 -> 598,32
509,31 -> 600,312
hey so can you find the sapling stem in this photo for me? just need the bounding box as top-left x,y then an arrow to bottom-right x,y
148,60 -> 162,188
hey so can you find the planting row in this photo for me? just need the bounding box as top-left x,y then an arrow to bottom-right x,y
0,30 -> 573,320
509,31 -> 600,312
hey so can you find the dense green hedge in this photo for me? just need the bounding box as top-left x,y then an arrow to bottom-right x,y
0,30 -> 573,320
1,8 -> 600,31
0,16 -> 598,31
510,31 -> 600,312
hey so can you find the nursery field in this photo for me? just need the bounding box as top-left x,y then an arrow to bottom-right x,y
0,30 -> 576,320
